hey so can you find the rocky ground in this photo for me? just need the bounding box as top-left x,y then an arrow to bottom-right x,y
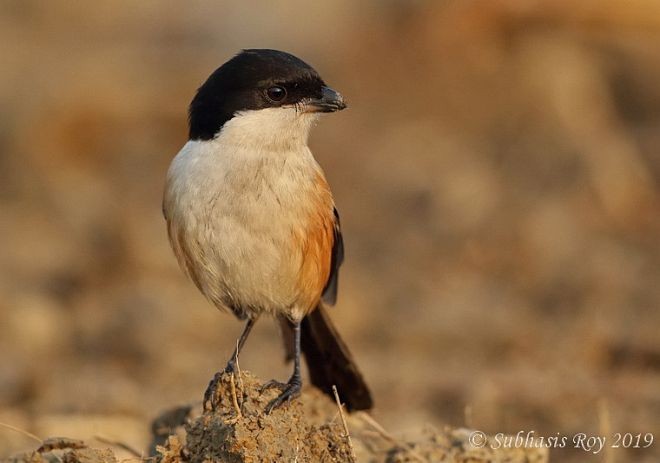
4,371 -> 548,463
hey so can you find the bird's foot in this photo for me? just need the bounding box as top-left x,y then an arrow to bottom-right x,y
203,362 -> 236,412
260,378 -> 287,393
263,376 -> 301,414
203,372 -> 222,412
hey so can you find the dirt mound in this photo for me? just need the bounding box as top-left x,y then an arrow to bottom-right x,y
152,370 -> 549,462
155,371 -> 356,462
4,371 -> 548,462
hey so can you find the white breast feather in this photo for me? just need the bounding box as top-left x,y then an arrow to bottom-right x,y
163,107 -> 331,321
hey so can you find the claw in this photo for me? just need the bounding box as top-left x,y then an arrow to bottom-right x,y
203,371 -> 224,412
264,378 -> 301,414
203,362 -> 237,412
260,379 -> 288,393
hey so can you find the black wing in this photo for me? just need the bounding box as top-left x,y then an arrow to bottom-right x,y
321,207 -> 344,305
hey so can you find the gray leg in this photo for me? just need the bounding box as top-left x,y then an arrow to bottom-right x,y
264,321 -> 302,414
203,317 -> 258,411
225,317 -> 257,372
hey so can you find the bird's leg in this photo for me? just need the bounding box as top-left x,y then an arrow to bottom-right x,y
203,317 -> 257,411
264,321 -> 302,414
225,316 -> 257,373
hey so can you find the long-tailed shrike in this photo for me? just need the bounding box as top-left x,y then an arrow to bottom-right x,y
163,49 -> 372,413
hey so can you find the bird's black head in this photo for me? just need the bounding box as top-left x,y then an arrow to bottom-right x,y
188,49 -> 346,140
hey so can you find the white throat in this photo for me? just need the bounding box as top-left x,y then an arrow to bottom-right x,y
214,106 -> 320,152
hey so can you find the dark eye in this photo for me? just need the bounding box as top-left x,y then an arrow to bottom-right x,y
266,86 -> 287,102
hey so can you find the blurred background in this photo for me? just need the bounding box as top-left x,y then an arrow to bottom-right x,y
1,1 -> 659,461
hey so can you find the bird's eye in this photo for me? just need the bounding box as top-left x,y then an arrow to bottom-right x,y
266,86 -> 287,102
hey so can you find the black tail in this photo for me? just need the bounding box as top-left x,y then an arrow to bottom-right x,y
279,304 -> 373,411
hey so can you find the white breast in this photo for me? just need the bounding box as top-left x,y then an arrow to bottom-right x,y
163,108 -> 333,320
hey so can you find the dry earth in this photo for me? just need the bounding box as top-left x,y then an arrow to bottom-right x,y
4,371 -> 548,463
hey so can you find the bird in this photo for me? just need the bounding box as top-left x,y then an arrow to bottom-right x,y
162,49 -> 373,413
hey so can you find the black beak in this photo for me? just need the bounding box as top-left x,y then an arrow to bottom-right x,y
307,86 -> 347,113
